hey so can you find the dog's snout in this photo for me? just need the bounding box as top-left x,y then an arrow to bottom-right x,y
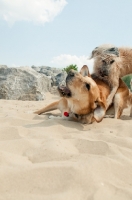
66,70 -> 75,83
68,70 -> 75,77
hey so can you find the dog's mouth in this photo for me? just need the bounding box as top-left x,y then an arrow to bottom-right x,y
57,85 -> 71,97
98,66 -> 108,77
99,69 -> 108,77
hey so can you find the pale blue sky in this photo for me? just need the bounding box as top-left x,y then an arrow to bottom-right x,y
0,0 -> 132,71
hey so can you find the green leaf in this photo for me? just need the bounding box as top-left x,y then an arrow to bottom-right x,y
63,64 -> 78,74
122,74 -> 132,91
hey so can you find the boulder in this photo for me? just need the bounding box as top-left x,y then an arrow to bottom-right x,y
51,71 -> 67,86
0,65 -> 7,68
31,66 -> 62,77
31,65 -> 66,86
0,66 -> 51,101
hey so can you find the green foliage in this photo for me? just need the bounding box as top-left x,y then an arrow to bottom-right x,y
122,74 -> 132,90
63,64 -> 78,74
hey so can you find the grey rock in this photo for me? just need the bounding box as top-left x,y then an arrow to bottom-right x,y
0,66 -> 51,101
0,65 -> 8,69
31,65 -> 66,87
32,66 -> 62,77
50,86 -> 59,95
40,68 -> 53,76
52,71 -> 67,86
31,66 -> 41,73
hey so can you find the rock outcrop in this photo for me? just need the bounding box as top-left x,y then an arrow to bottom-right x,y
31,66 -> 61,76
51,72 -> 67,86
0,66 -> 51,101
31,65 -> 67,86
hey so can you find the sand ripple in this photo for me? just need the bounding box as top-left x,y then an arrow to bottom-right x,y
0,97 -> 132,200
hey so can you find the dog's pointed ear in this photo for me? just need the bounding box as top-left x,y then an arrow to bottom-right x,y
80,65 -> 91,77
93,98 -> 106,122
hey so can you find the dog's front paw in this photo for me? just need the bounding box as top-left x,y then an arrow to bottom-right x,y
34,111 -> 41,115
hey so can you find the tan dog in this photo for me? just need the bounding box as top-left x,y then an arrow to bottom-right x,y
34,66 -> 106,123
35,65 -> 132,124
90,44 -> 132,108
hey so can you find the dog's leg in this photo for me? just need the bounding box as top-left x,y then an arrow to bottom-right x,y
113,94 -> 123,119
106,63 -> 120,109
114,106 -> 123,119
34,101 -> 60,115
106,86 -> 118,109
105,105 -> 114,118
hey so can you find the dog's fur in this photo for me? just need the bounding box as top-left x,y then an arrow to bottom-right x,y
91,44 -> 132,108
34,65 -> 132,124
35,66 -> 106,123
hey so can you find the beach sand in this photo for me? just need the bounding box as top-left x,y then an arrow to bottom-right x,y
0,92 -> 132,200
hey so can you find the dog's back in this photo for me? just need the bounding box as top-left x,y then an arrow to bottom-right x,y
91,73 -> 132,118
117,47 -> 132,76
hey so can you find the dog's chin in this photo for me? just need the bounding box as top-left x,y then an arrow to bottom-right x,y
57,85 -> 72,98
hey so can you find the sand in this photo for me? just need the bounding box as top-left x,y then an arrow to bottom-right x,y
0,92 -> 132,200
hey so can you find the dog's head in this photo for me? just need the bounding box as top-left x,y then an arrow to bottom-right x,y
90,44 -> 119,78
59,65 -> 106,122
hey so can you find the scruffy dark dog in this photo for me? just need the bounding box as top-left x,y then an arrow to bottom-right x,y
90,44 -> 132,108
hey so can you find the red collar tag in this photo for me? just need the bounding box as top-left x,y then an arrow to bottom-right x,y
64,112 -> 69,117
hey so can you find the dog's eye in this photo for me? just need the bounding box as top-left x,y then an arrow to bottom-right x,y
85,83 -> 90,90
110,60 -> 114,64
102,60 -> 106,64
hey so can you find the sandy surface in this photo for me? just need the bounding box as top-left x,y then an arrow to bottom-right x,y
0,92 -> 132,200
